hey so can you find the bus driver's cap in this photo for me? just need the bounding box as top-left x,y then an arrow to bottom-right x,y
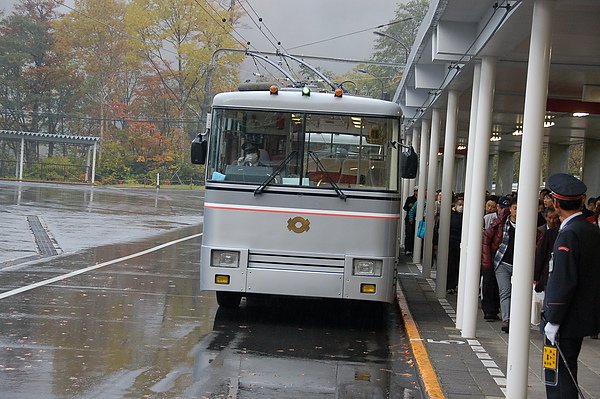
241,142 -> 258,153
547,173 -> 587,201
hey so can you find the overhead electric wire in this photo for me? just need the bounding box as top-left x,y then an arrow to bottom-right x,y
236,1 -> 279,51
244,0 -> 288,52
226,1 -> 305,80
282,57 -> 300,82
287,17 -> 412,51
1,108 -> 199,124
251,57 -> 264,76
251,57 -> 279,81
193,0 -> 251,50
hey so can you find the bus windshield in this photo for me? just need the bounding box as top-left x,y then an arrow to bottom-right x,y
207,108 -> 398,191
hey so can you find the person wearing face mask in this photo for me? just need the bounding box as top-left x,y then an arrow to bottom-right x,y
446,195 -> 464,294
237,142 -> 263,166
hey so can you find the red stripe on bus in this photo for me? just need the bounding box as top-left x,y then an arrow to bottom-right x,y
204,204 -> 400,220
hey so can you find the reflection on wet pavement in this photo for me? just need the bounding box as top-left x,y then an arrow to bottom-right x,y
0,232 -> 214,399
0,231 -> 421,398
0,182 -> 422,398
188,298 -> 422,399
0,181 -> 204,264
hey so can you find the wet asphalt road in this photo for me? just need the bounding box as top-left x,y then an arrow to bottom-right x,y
0,181 -> 422,398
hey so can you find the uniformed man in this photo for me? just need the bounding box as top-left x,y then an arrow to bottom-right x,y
543,173 -> 600,399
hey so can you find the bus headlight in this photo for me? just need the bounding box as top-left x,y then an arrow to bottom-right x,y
211,250 -> 240,268
352,259 -> 383,277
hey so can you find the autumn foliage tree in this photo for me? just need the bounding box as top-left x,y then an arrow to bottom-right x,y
0,0 -> 87,163
53,0 -> 144,142
125,0 -> 244,133
0,0 -> 246,183
96,100 -> 194,183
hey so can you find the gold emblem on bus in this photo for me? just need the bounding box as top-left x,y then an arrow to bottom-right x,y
287,216 -> 310,233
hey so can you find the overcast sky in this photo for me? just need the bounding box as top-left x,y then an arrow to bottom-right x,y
235,0 -> 402,77
2,0 -> 404,78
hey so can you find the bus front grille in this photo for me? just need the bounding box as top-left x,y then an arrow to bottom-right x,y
248,252 -> 345,274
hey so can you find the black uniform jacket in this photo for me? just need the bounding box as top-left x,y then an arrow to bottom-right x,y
543,214 -> 600,338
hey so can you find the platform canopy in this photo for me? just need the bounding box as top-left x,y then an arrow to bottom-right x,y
0,130 -> 99,183
0,130 -> 100,144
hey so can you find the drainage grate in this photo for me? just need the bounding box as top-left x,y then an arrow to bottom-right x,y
27,216 -> 59,256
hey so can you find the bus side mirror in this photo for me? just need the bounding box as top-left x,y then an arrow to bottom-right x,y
191,135 -> 207,165
400,145 -> 418,179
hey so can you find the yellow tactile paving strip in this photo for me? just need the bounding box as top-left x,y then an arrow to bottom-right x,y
396,282 -> 446,399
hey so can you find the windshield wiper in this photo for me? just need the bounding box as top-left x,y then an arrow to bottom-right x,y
307,151 -> 346,201
254,151 -> 298,196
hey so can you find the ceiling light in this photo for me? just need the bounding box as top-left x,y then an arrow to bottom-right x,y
572,112 -> 589,117
490,132 -> 502,142
544,114 -> 555,128
457,144 -> 466,150
512,126 -> 523,136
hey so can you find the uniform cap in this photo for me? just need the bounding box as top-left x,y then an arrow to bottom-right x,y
547,173 -> 587,200
498,196 -> 511,209
241,142 -> 259,153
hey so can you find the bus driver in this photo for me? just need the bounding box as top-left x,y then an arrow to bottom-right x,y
237,142 -> 262,166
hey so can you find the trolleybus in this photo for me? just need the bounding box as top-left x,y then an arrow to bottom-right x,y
192,84 -> 408,308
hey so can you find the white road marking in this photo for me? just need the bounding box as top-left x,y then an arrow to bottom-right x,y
0,233 -> 203,300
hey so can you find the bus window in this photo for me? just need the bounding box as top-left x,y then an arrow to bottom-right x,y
302,115 -> 395,190
207,108 -> 397,191
207,109 -> 302,183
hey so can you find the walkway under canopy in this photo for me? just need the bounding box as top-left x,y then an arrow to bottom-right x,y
392,1 -> 600,397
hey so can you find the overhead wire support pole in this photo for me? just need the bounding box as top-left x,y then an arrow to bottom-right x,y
201,47 -> 241,130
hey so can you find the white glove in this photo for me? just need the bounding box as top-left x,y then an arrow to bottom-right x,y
545,322 -> 560,345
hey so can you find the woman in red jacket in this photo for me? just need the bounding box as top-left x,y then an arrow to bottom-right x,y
482,197 -> 542,333
482,203 -> 513,332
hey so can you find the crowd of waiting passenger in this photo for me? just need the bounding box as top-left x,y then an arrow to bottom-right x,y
402,186 -> 600,334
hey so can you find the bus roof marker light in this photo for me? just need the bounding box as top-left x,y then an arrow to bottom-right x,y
301,86 -> 311,96
334,88 -> 343,97
269,85 -> 278,95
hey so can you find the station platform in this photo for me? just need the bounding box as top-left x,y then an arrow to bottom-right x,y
397,259 -> 600,398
